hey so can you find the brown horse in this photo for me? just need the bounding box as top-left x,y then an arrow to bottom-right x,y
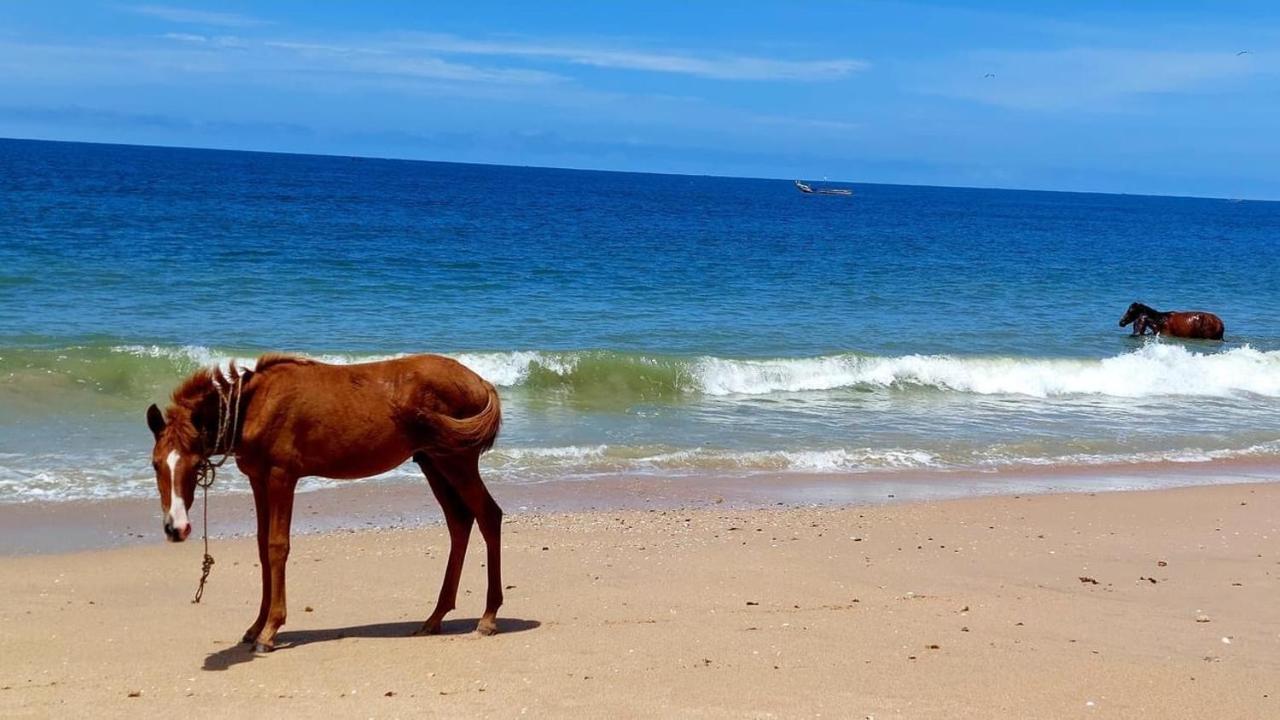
145,354 -> 503,652
1118,302 -> 1224,340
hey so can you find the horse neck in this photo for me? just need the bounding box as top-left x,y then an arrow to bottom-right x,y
1135,304 -> 1165,319
1140,312 -> 1168,332
185,368 -> 254,457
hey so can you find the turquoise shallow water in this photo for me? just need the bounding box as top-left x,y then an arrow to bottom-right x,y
1,138 -> 1279,502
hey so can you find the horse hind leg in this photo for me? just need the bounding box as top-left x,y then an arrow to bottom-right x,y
433,452 -> 504,636
413,452 -> 475,636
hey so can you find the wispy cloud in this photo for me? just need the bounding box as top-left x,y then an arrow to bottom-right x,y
160,33 -> 247,49
261,40 -> 564,85
925,47 -> 1267,111
749,113 -> 862,133
398,34 -> 867,81
160,32 -> 207,44
0,34 -> 562,88
0,103 -> 312,136
124,5 -> 268,28
142,27 -> 866,84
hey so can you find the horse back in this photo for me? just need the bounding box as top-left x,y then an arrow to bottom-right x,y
240,354 -> 496,477
1166,312 -> 1225,340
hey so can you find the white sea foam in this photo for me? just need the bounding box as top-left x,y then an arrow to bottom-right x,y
445,344 -> 1280,399
452,351 -> 577,387
622,447 -> 943,473
116,344 -> 263,373
114,345 -> 559,387
693,343 -> 1280,398
490,445 -> 610,464
977,440 -> 1280,469
3,440 -> 1278,503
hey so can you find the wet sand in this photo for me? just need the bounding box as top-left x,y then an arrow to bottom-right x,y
3,457 -> 1277,555
1,480 -> 1277,718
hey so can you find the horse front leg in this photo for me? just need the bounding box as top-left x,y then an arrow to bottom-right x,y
253,469 -> 298,652
242,474 -> 271,644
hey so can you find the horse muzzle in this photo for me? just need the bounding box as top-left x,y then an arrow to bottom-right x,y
164,519 -> 192,542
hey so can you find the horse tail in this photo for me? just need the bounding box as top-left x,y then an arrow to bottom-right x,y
409,382 -> 502,455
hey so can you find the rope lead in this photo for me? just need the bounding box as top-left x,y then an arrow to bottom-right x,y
191,480 -> 215,603
190,368 -> 244,604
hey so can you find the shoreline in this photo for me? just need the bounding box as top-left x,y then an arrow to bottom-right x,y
1,481 -> 1275,717
2,456 -> 1277,555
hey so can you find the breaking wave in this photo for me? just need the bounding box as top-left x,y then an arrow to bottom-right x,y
2,341 -> 1278,404
115,342 -> 1280,399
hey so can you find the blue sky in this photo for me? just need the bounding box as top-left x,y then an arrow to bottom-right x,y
2,2 -> 1278,198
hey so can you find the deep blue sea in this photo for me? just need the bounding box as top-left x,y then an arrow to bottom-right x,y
2,137 -> 1279,502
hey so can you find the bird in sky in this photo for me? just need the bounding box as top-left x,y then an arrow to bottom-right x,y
983,73 -> 996,78
1237,50 -> 1252,55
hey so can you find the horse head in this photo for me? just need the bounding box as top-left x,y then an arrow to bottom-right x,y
1118,302 -> 1156,328
144,365 -> 247,542
146,403 -> 199,542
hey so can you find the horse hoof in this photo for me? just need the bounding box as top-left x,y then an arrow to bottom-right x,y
476,618 -> 499,636
253,642 -> 274,654
413,620 -> 442,636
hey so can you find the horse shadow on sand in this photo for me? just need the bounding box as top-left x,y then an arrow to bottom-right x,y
202,617 -> 541,671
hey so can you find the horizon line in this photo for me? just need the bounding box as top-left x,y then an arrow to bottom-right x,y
1,134 -> 1271,204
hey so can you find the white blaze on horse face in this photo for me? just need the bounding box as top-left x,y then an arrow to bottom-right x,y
165,450 -> 190,535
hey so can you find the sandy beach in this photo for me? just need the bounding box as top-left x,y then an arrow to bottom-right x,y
6,4 -> 1280,718
1,480 -> 1275,719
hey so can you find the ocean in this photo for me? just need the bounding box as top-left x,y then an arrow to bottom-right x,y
2,137 -> 1278,503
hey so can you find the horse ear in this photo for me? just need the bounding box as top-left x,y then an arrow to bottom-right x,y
146,404 -> 166,439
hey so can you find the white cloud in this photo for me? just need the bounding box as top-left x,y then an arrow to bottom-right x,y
398,34 -> 868,81
125,5 -> 268,28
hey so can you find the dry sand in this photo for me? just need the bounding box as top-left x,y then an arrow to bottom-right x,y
1,481 -> 1277,718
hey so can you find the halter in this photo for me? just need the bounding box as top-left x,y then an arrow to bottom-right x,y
192,367 -> 246,604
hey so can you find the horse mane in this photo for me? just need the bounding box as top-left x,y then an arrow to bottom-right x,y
161,354 -> 313,454
167,355 -> 306,418
164,370 -> 215,452
164,361 -> 255,453
1130,302 -> 1163,317
254,353 -> 315,372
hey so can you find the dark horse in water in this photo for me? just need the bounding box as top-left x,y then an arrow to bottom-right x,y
1118,302 -> 1225,340
146,354 -> 503,652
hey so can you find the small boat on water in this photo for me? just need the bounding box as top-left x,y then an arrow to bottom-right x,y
795,180 -> 853,196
